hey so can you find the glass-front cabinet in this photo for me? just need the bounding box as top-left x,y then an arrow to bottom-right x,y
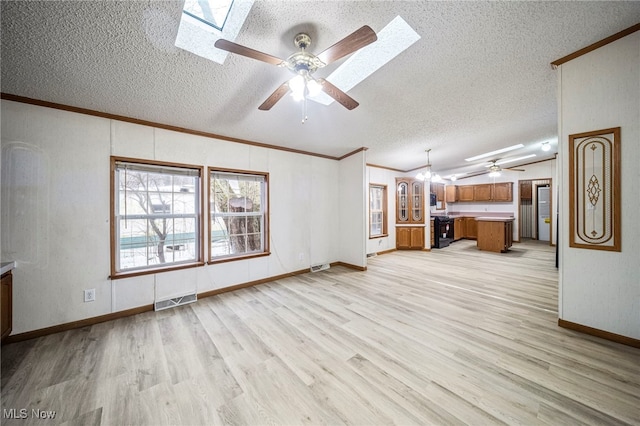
396,178 -> 425,250
396,178 -> 424,224
411,181 -> 423,222
397,181 -> 409,222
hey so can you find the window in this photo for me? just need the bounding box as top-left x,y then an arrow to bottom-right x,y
174,0 -> 254,65
369,184 -> 388,238
209,169 -> 269,262
111,158 -> 203,278
182,0 -> 234,31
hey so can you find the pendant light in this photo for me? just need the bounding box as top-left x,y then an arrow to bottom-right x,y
416,149 -> 432,181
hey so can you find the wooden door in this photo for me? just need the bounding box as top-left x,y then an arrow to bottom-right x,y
396,227 -> 411,249
465,217 -> 478,239
454,217 -> 464,241
458,185 -> 474,201
520,181 -> 532,200
493,182 -> 513,201
474,184 -> 493,201
410,227 -> 424,248
1,273 -> 12,341
445,185 -> 458,203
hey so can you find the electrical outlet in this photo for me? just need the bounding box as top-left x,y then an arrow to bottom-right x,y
84,289 -> 96,302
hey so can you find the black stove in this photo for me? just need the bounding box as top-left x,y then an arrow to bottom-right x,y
433,216 -> 454,248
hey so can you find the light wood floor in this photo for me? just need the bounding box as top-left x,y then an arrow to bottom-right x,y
2,239 -> 639,425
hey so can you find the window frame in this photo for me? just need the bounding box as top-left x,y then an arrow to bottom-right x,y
208,167 -> 270,264
110,157 -> 205,279
369,183 -> 388,238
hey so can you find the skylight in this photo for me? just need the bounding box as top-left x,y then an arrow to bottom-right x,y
175,0 -> 254,64
464,144 -> 524,162
183,0 -> 234,31
308,16 -> 421,106
484,154 -> 537,167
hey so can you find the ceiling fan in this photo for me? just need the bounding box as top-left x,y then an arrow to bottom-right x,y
214,26 -> 377,111
465,160 -> 525,178
486,160 -> 525,177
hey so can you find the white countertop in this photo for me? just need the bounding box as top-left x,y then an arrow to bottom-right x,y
475,216 -> 515,222
1,261 -> 16,275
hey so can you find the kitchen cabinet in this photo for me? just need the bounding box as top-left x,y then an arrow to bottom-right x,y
476,218 -> 514,253
492,182 -> 513,202
474,184 -> 493,201
464,217 -> 478,239
458,185 -> 474,202
445,185 -> 458,203
396,178 -> 424,224
450,182 -> 513,202
453,217 -> 464,241
430,182 -> 445,210
396,178 -> 425,250
430,219 -> 435,248
396,226 -> 425,250
1,271 -> 12,342
520,181 -> 532,200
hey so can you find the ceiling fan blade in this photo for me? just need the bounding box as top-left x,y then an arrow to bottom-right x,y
318,79 -> 359,110
505,167 -> 525,172
258,82 -> 290,110
316,25 -> 377,66
214,39 -> 285,66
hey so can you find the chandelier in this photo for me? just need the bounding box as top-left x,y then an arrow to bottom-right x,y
416,149 -> 441,181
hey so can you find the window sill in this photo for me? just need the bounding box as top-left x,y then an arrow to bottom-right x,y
110,261 -> 205,280
208,251 -> 271,265
369,234 -> 389,239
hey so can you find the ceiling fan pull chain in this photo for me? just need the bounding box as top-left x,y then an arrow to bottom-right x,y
302,94 -> 308,124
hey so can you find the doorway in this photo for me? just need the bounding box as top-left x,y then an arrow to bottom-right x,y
518,178 -> 552,245
537,185 -> 550,241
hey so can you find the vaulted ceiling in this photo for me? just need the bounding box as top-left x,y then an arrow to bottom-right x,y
2,1 -> 639,177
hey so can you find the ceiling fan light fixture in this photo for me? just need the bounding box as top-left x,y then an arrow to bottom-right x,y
306,78 -> 322,96
488,170 -> 501,178
289,75 -> 305,100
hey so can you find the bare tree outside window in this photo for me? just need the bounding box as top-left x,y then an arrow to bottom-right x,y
210,171 -> 267,260
112,160 -> 201,275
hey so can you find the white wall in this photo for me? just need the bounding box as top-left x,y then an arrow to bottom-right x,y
0,100 -> 353,334
445,158 -> 557,243
558,31 -> 640,339
365,165 -> 398,255
338,151 -> 367,268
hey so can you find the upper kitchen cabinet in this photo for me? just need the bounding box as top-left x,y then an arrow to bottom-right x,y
474,184 -> 493,201
396,178 -> 424,224
445,182 -> 513,203
458,185 -> 474,201
520,181 -> 532,200
492,182 -> 513,202
445,185 -> 458,203
431,182 -> 446,210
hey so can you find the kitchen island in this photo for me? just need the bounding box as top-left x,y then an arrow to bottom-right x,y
476,217 -> 514,253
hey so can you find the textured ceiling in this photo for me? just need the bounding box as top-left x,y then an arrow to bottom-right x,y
2,1 -> 639,177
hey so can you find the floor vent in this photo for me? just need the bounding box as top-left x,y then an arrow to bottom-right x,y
310,263 -> 330,273
154,293 -> 197,311
367,252 -> 377,258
